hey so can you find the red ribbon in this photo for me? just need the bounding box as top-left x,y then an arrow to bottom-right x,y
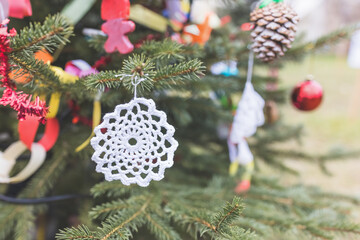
18,115 -> 59,151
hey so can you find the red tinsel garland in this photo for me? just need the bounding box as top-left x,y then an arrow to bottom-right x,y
0,19 -> 48,123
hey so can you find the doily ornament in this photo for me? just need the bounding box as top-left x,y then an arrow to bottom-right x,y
91,98 -> 178,187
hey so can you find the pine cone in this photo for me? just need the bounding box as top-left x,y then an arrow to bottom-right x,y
250,2 -> 299,62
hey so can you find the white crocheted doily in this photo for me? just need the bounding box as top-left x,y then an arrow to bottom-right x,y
91,98 -> 178,187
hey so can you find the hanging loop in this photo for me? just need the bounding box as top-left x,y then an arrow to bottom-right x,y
131,75 -> 145,99
246,50 -> 254,84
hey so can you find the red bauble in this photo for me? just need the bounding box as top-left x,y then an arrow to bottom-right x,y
291,80 -> 323,111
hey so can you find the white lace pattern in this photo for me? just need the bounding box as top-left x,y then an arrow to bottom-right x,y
91,98 -> 178,187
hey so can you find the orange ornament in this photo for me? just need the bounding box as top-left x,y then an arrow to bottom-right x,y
10,50 -> 53,84
183,14 -> 212,46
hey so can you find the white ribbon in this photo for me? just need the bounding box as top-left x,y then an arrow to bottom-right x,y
0,141 -> 46,183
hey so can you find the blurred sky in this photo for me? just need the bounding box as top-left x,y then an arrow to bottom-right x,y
290,0 -> 360,41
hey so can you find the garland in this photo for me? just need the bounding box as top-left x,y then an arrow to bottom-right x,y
0,19 -> 47,123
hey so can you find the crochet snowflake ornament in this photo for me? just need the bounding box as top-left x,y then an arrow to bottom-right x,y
90,98 -> 178,187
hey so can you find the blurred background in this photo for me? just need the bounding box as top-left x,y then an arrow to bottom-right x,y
274,0 -> 360,196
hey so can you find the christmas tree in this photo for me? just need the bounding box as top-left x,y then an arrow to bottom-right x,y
0,0 -> 359,239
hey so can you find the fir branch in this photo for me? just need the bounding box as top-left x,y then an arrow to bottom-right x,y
153,59 -> 205,83
145,213 -> 182,240
286,25 -> 356,62
140,39 -> 186,61
0,147 -> 68,239
89,199 -> 128,220
87,35 -> 107,52
14,206 -> 36,240
82,54 -> 156,93
321,224 -> 360,235
10,14 -> 73,55
82,54 -> 204,96
19,147 -> 68,198
98,197 -> 151,240
0,205 -> 25,239
90,181 -> 132,198
213,197 -> 244,233
56,225 -> 96,240
82,70 -> 123,91
9,55 -> 62,91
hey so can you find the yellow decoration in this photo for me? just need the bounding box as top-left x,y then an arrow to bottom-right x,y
242,161 -> 254,181
46,92 -> 61,118
181,0 -> 190,13
229,160 -> 254,179
50,66 -> 79,84
130,4 -> 168,32
75,99 -> 101,152
229,161 -> 239,176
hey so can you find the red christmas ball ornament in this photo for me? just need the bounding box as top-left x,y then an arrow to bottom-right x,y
291,79 -> 323,111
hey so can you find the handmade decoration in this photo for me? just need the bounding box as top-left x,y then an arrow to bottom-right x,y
228,51 -> 264,193
100,0 -> 135,54
91,77 -> 178,187
183,14 -> 212,45
101,18 -> 135,54
8,0 -> 31,19
230,82 -> 265,144
291,78 -> 323,111
250,0 -> 299,62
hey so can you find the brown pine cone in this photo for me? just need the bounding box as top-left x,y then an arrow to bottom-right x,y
250,2 -> 299,62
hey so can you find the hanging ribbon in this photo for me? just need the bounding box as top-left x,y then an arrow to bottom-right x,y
0,141 -> 46,183
0,114 -> 60,184
19,115 -> 59,151
45,92 -> 61,119
75,92 -> 101,152
64,60 -> 102,152
259,0 -> 284,9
